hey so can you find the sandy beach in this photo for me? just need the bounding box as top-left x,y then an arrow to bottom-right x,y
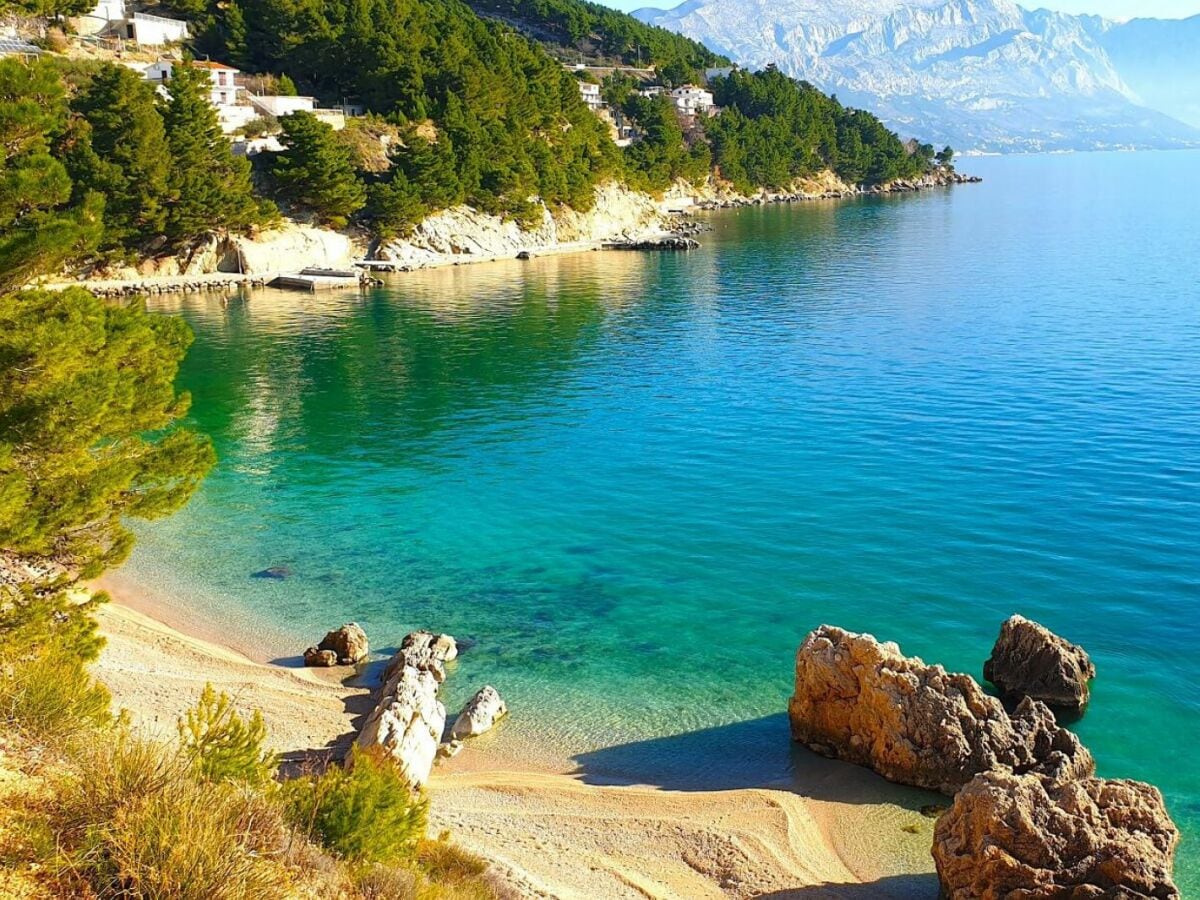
90,586 -> 938,899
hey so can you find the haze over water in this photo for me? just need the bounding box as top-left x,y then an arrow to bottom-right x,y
130,150 -> 1200,887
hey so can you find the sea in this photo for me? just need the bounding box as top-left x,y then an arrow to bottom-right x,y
128,149 -> 1200,889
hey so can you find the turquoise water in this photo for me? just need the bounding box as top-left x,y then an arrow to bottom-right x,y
130,150 -> 1198,886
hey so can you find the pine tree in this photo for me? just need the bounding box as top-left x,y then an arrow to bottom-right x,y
0,288 -> 216,577
270,111 -> 366,227
0,58 -> 102,291
66,64 -> 173,252
160,64 -> 270,243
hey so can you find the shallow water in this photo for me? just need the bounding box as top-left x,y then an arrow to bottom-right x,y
130,150 -> 1200,887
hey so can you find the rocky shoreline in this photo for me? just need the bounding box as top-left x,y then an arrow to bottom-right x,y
40,169 -> 979,296
693,169 -> 982,210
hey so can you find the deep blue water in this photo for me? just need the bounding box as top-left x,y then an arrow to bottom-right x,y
129,150 -> 1199,886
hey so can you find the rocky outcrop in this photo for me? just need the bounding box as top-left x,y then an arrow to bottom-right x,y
451,686 -> 508,740
356,631 -> 456,790
387,631 -> 458,683
788,625 -> 1093,795
377,182 -> 673,269
933,770 -> 1181,898
303,648 -> 338,667
305,622 -> 369,667
984,615 -> 1095,712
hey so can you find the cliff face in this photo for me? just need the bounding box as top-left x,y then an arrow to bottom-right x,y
377,182 -> 672,269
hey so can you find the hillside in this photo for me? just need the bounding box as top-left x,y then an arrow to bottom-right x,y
634,0 -> 1200,152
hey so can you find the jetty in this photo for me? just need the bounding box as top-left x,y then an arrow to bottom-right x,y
270,268 -> 377,291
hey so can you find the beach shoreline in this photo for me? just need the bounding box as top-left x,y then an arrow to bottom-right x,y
89,572 -> 939,898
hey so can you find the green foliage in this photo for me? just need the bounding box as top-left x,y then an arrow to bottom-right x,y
64,64 -> 173,252
283,747 -> 429,865
159,64 -> 273,240
199,0 -> 620,220
707,67 -> 930,190
0,641 -> 112,742
178,684 -> 278,786
271,111 -> 367,227
0,288 -> 216,576
0,0 -> 93,16
0,58 -> 102,291
463,0 -> 725,77
621,93 -> 709,192
936,145 -> 955,166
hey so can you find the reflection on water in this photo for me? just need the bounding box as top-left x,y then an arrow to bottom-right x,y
135,151 -> 1200,889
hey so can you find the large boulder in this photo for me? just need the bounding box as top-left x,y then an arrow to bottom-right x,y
933,770 -> 1180,899
451,685 -> 507,740
984,615 -> 1095,712
311,622 -> 369,666
355,632 -> 453,790
788,625 -> 1093,795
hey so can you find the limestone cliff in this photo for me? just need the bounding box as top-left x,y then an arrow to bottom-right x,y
377,181 -> 672,269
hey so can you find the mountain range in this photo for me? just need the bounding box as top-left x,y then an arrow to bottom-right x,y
634,0 -> 1200,151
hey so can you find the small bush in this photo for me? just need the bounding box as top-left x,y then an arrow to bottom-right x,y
53,733 -> 290,899
352,862 -> 419,899
178,683 -> 278,786
0,643 -> 111,743
418,834 -> 487,883
283,746 -> 428,865
106,780 -> 289,899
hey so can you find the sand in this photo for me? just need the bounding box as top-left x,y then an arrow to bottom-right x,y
90,593 -> 938,899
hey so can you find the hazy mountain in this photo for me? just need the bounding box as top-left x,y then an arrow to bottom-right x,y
634,0 -> 1200,151
1095,14 -> 1200,129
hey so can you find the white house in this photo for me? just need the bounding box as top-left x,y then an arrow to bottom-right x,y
146,59 -> 241,107
704,66 -> 735,83
670,85 -> 714,117
577,81 -> 602,111
249,94 -> 316,117
145,59 -> 260,133
76,0 -> 188,45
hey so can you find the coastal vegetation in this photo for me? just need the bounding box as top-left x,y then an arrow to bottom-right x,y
4,0 -> 940,262
0,58 -> 499,894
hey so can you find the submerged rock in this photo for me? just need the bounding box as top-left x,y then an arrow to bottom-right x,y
303,647 -> 338,667
788,625 -> 1093,795
933,770 -> 1180,899
451,685 -> 507,740
356,632 -> 452,790
252,566 -> 291,579
984,614 -> 1095,712
315,622 -> 369,666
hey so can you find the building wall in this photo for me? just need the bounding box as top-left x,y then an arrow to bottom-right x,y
250,94 -> 317,117
131,13 -> 189,45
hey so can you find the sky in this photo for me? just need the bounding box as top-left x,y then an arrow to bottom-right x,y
604,0 -> 1199,17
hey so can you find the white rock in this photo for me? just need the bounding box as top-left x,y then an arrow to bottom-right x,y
356,633 -> 456,790
451,685 -> 508,740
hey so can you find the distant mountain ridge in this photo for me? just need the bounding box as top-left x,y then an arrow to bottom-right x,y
633,0 -> 1200,151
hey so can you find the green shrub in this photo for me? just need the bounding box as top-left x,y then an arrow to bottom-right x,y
178,683 -> 278,786
283,746 -> 428,865
0,642 -> 111,743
